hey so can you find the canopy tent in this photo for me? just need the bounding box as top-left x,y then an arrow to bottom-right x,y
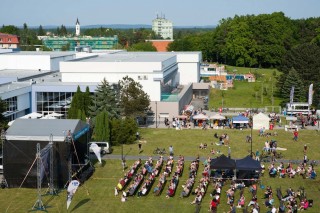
184,105 -> 194,112
210,154 -> 236,170
232,115 -> 249,124
236,156 -> 262,170
210,114 -> 226,120
252,112 -> 270,130
192,114 -> 209,120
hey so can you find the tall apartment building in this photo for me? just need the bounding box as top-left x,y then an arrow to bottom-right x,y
152,15 -> 173,40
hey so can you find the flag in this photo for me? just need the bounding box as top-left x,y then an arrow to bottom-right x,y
290,86 -> 294,105
308,84 -> 313,105
90,143 -> 102,164
67,180 -> 80,210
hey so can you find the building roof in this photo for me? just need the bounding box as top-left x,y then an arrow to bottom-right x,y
6,51 -> 75,58
0,82 -> 31,94
75,52 -> 175,63
6,119 -> 88,142
0,69 -> 52,80
76,18 -> 80,25
149,40 -> 173,52
0,33 -> 19,44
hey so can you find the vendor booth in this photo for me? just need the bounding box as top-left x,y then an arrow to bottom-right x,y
232,115 -> 249,129
252,113 -> 270,130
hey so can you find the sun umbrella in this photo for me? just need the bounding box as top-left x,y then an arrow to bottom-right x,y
210,114 -> 226,120
193,114 -> 209,120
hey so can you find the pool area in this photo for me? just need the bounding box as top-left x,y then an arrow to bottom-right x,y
161,93 -> 179,102
226,75 -> 245,80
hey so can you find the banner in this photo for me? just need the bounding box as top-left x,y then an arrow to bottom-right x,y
90,143 -> 102,164
67,180 -> 80,210
40,143 -> 51,183
290,86 -> 294,105
308,84 -> 313,105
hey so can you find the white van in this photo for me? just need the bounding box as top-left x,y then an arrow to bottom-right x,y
286,102 -> 310,115
89,142 -> 111,155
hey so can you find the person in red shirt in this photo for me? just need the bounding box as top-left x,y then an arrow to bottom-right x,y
293,130 -> 298,141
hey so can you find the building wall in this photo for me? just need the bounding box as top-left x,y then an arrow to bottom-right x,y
152,18 -> 173,40
0,55 -> 51,70
51,55 -> 75,71
17,93 -> 30,112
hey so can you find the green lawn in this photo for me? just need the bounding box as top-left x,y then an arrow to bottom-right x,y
1,128 -> 319,213
209,66 -> 283,110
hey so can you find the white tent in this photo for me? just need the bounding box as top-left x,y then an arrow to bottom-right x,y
193,114 -> 209,120
210,114 -> 226,120
252,112 -> 270,130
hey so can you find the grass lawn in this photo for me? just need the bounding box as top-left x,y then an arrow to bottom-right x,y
209,66 -> 283,110
1,128 -> 319,213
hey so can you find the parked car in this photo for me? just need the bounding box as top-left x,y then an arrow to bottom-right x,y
89,142 -> 111,155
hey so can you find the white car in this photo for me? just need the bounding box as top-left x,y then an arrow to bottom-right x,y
89,142 -> 111,155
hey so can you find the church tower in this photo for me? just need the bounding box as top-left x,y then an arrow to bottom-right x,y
75,18 -> 80,36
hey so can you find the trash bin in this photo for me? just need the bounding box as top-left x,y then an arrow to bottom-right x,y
269,124 -> 273,130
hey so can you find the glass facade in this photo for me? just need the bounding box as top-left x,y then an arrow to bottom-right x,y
3,97 -> 18,120
36,92 -> 74,118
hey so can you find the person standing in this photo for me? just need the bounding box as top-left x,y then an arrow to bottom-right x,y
138,142 -> 142,153
122,159 -> 126,171
228,147 -> 231,158
303,154 -> 308,166
293,130 -> 298,141
169,145 -> 174,156
303,144 -> 307,154
255,149 -> 260,161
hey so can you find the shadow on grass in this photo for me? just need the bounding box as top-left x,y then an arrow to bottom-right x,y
71,198 -> 90,212
101,160 -> 106,167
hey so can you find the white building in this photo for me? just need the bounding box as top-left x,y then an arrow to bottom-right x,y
0,50 -> 202,122
152,15 -> 173,40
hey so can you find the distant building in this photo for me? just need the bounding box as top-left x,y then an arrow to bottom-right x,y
42,18 -> 118,51
0,33 -> 20,49
152,15 -> 173,40
43,36 -> 118,51
76,18 -> 80,36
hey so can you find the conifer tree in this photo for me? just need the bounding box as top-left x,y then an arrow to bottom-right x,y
281,68 -> 305,103
89,78 -> 120,119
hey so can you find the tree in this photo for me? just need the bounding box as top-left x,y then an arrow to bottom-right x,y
92,111 -> 110,142
0,25 -> 20,35
38,25 -> 45,36
118,76 -> 150,118
68,86 -> 91,121
279,43 -> 320,107
110,117 -> 137,145
89,78 -> 120,119
280,68 -> 305,103
128,42 -> 157,51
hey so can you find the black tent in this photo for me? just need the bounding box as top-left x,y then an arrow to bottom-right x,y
3,119 -> 90,188
210,154 -> 236,170
236,156 -> 262,170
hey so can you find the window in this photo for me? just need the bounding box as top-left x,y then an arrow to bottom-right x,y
143,75 -> 148,80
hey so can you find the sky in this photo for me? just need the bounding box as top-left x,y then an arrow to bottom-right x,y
1,0 -> 320,27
